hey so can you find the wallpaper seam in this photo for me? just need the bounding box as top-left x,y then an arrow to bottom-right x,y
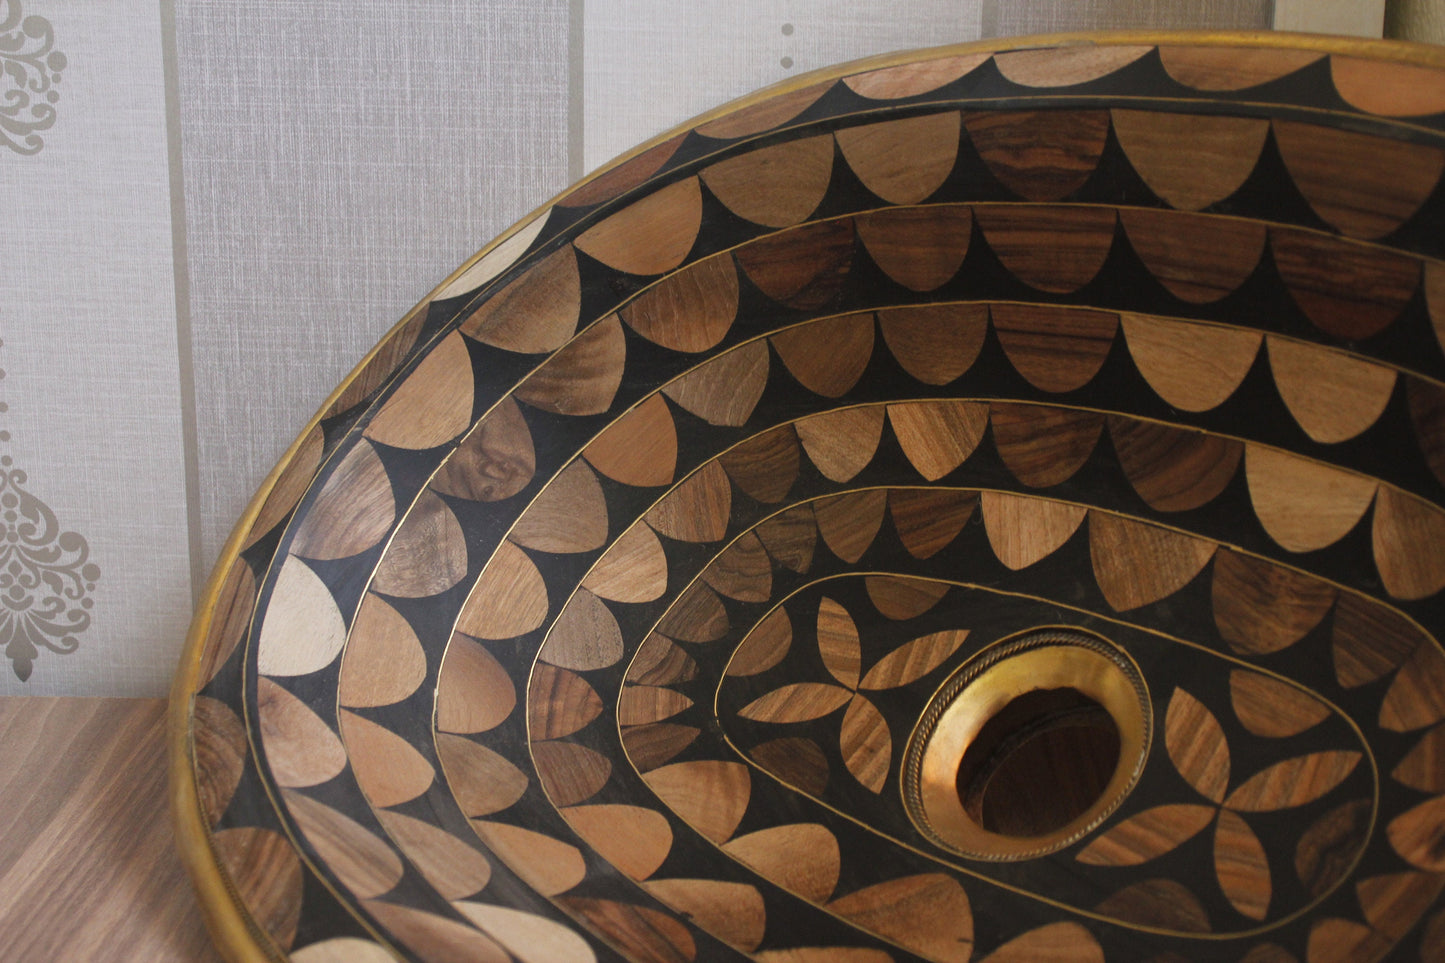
569,0 -> 585,181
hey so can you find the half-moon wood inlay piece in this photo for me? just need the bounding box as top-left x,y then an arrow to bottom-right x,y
176,35 -> 1445,963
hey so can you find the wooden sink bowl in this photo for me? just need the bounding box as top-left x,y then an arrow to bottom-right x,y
173,33 -> 1445,963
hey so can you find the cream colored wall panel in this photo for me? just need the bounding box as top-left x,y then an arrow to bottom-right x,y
581,1 -> 983,172
0,1 -> 191,695
175,1 -> 571,574
985,0 -> 1272,35
1276,0 -> 1386,37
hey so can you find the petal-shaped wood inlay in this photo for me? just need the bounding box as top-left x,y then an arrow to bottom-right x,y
257,677 -> 347,788
1211,548 -> 1336,656
1121,208 -> 1266,302
1332,57 -> 1445,117
723,823 -> 841,903
843,52 -> 990,99
511,460 -> 608,554
1158,45 -> 1321,91
991,403 -> 1103,488
855,206 -> 972,292
756,504 -> 817,571
1245,446 -> 1376,554
1110,416 -> 1243,513
1095,878 -> 1210,933
465,822 -> 586,897
1274,120 -> 1444,240
1090,512 -> 1216,612
701,134 -> 834,228
1230,670 -> 1331,738
533,740 -> 612,808
282,789 -> 404,900
580,524 -> 667,605
722,424 -> 800,505
703,532 -> 772,602
558,898 -> 695,963
563,803 -> 674,881
256,555 -> 346,677
437,634 -> 515,734
456,540 -> 548,639
541,589 -> 624,672
735,219 -> 855,311
796,407 -> 885,482
1111,110 -> 1269,211
1122,314 -> 1260,412
340,593 -> 426,708
437,208 -> 549,300
835,111 -> 961,205
1387,794 -> 1445,872
644,878 -> 766,952
1296,799 -> 1372,900
888,400 -> 988,480
1075,804 -> 1217,866
371,489 -> 468,598
865,575 -> 948,621
454,901 -> 597,962
1215,809 -> 1270,921
645,760 -> 751,844
695,82 -> 831,139
1225,751 -> 1361,812
621,254 -> 739,353
974,204 -> 1117,294
840,695 -> 891,792
1373,486 -> 1445,601
739,683 -> 852,724
628,634 -> 700,687
513,315 -> 626,416
729,607 -> 793,678
575,177 -> 702,276
618,685 -> 695,726
584,394 -> 678,488
375,810 -> 492,900
655,581 -> 730,643
562,134 -> 685,209
1267,336 -> 1396,444
341,710 -> 436,808
248,425 -> 324,550
529,664 -> 605,739
663,341 -> 770,427
771,313 -> 875,399
750,737 -> 830,796
623,723 -> 702,773
1407,376 -> 1445,488
890,488 -> 977,559
982,490 -> 1086,571
194,696 -> 247,825
1270,228 -> 1418,340
284,428 -> 381,555
862,629 -> 969,691
1356,870 -> 1445,941
459,245 -> 581,353
1380,641 -> 1445,732
814,489 -> 889,564
362,902 -> 509,963
1394,723 -> 1445,792
828,874 -> 973,963
326,311 -> 427,422
210,828 -> 304,951
992,303 -> 1117,392
1166,688 -> 1230,804
1304,917 -> 1388,963
965,109 -> 1108,201
431,398 -> 536,503
996,45 -> 1151,86
1332,592 -> 1425,688
437,732 -> 529,817
365,332 -> 475,449
878,303 -> 988,385
199,557 -> 256,685
977,922 -> 1103,963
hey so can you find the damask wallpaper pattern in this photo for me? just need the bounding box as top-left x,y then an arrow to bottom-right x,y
0,0 -> 1399,695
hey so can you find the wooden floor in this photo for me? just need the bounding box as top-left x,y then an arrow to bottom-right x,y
0,697 -> 223,962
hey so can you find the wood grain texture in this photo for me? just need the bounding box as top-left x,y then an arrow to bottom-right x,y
734,219 -> 855,311
722,824 -> 841,903
1156,45 -> 1320,91
1120,208 -> 1266,302
513,314 -> 627,416
981,490 -> 1086,570
795,407 -> 886,483
835,112 -> 961,205
1230,669 -> 1331,738
430,397 -> 536,503
256,676 -> 347,788
339,593 -> 427,708
656,581 -> 731,643
583,394 -> 678,488
662,340 -> 770,427
994,45 -> 1150,86
364,331 -> 475,449
878,303 -> 988,385
694,82 -> 830,139
1121,314 -> 1260,412
281,789 -> 404,899
1109,416 -> 1243,513
865,575 -> 949,622
1372,486 -> 1445,600
1075,804 -> 1217,866
370,489 -> 469,598
1211,549 -> 1336,656
561,804 -> 674,881
965,109 -> 1108,201
1111,110 -> 1269,211
1089,511 -> 1216,612
645,460 -> 732,543
245,424 -> 324,550
255,555 -> 347,677
541,589 -> 624,672
374,809 -> 492,899
437,732 -> 528,818
460,245 -> 581,353
889,488 -> 977,559
644,760 -> 751,844
575,177 -> 703,276
991,403 -> 1103,488
771,313 -> 875,398
511,460 -> 609,554
1332,592 -> 1425,688
728,607 -> 793,678
843,53 -> 989,99
1166,688 -> 1230,804
1214,809 -> 1270,920
855,206 -> 972,292
642,878 -> 766,952
991,303 -> 1117,392
1407,375 -> 1445,488
562,135 -> 685,209
1245,446 -> 1377,554
702,532 -> 772,602
1267,336 -> 1396,444
621,254 -> 739,353
974,205 -> 1117,293
1270,228 -> 1418,340
362,901 -> 509,963
1331,58 -> 1445,117
340,709 -> 437,809
436,633 -> 516,735
828,874 -> 973,963
557,898 -> 696,963
456,539 -> 549,639
290,439 -> 395,560
701,135 -> 834,228
888,400 -> 988,481
813,489 -> 888,564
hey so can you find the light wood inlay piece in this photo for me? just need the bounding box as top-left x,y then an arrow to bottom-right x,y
436,209 -> 549,300
739,683 -> 852,724
456,539 -> 549,639
861,629 -> 969,691
722,824 -> 841,903
645,761 -> 751,844
1356,871 -> 1445,940
814,489 -> 888,564
878,303 -> 988,385
436,633 -> 516,734
1075,804 -> 1217,866
1166,688 -> 1230,804
340,710 -> 436,809
1230,670 -> 1331,738
371,489 -> 469,598
365,331 -> 475,449
528,664 -> 605,740
256,555 -> 347,677
795,407 -> 886,483
362,901 -> 510,963
843,53 -> 990,99
541,589 -> 624,672
246,425 -> 324,550
771,313 -> 875,399
558,898 -> 696,963
281,789 -> 404,900
1267,336 -> 1396,444
977,922 -> 1103,963
695,82 -> 830,139
1387,794 -> 1445,872
562,804 -> 674,881
1333,593 -> 1424,688
1111,110 -> 1269,211
828,874 -> 973,963
728,607 -> 793,678
561,135 -> 685,208
459,245 -> 581,353
1245,446 -> 1377,554
1331,58 -> 1445,117
1372,486 -> 1445,601
256,676 -> 347,788
290,439 -> 395,561
888,400 -> 988,481
865,575 -> 948,621
575,177 -> 703,276
513,315 -> 627,416
193,696 -> 246,825
1089,511 -> 1216,612
734,219 -> 855,311
622,723 -> 701,773
438,732 -> 529,818
1380,641 -> 1445,733
994,45 -> 1150,86
835,112 -> 961,205
1224,751 -> 1361,812
655,581 -> 730,643
465,822 -> 585,897
1214,809 -> 1271,921
339,593 -> 427,708
198,557 -> 255,685
584,394 -> 678,488
1211,549 -> 1336,656
701,135 -> 834,228
454,899 -> 598,962
582,523 -> 669,604
663,340 -> 770,427
325,310 -> 427,420
982,490 -> 1086,571
643,878 -> 766,952
1121,314 -> 1260,412
1393,723 -> 1445,792
817,596 -> 860,688
965,109 -> 1108,201
840,695 -> 891,792
1157,45 -> 1321,91
511,460 -> 608,554
374,809 -> 492,900
621,254 -> 739,353
617,685 -> 694,726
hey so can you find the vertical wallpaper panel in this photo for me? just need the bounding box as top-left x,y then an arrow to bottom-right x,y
581,0 -> 983,171
0,0 -> 191,696
985,0 -> 1272,35
174,0 -> 572,575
